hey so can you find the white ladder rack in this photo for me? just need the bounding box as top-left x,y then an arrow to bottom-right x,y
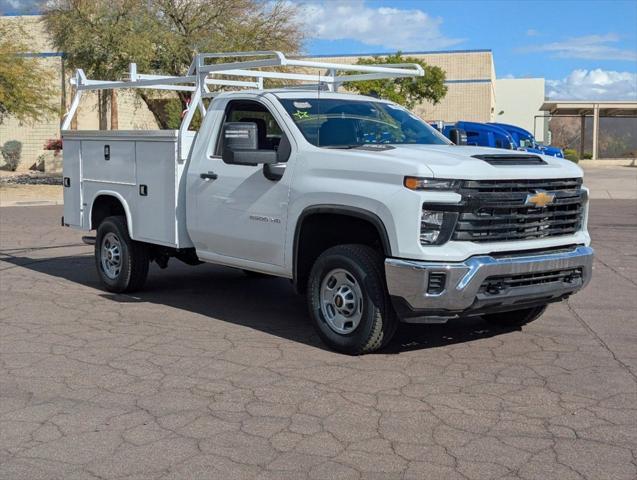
61,50 -> 424,135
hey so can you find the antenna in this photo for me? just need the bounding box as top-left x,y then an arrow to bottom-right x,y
317,70 -> 321,147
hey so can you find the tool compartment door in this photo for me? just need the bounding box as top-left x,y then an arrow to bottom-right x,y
131,140 -> 178,246
82,140 -> 136,184
62,138 -> 82,227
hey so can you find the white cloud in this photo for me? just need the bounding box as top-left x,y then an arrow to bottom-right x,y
526,29 -> 540,37
547,69 -> 637,100
522,33 -> 637,61
0,0 -> 38,12
297,0 -> 462,51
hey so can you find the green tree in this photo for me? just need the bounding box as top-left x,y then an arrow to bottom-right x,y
43,0 -> 303,129
0,21 -> 57,125
43,0 -> 156,129
343,53 -> 448,109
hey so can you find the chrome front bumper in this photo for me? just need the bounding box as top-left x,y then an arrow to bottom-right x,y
385,246 -> 594,317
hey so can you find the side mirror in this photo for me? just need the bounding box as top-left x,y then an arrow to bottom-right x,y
263,133 -> 291,181
220,122 -> 277,166
222,148 -> 278,166
448,128 -> 467,145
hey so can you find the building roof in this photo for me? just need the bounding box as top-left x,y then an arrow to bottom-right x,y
302,49 -> 492,58
540,101 -> 637,116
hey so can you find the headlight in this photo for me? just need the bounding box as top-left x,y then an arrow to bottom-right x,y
420,210 -> 445,244
404,177 -> 460,191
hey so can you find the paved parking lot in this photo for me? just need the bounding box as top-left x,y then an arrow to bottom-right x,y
1,200 -> 636,480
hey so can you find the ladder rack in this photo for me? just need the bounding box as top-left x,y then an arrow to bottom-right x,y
61,50 -> 424,134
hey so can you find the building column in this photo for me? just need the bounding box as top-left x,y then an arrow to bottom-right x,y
579,114 -> 586,158
592,105 -> 600,160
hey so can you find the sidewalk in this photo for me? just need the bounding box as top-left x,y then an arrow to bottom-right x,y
582,165 -> 637,199
0,183 -> 63,207
0,165 -> 634,207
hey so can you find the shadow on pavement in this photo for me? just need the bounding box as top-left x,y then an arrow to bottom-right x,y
0,252 -> 521,354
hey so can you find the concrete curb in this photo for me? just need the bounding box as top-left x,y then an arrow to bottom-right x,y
0,200 -> 63,208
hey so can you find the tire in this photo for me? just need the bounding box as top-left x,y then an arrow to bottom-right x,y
482,305 -> 547,327
307,244 -> 397,355
95,216 -> 149,293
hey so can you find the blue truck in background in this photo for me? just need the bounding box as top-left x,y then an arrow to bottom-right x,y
489,122 -> 564,158
432,120 -> 564,158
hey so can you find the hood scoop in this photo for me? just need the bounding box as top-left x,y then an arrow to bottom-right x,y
472,154 -> 547,166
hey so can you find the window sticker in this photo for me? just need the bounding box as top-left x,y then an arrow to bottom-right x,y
293,110 -> 310,120
293,101 -> 312,109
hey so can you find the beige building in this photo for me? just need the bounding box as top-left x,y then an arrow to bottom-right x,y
306,50 -> 497,123
495,77 -> 547,142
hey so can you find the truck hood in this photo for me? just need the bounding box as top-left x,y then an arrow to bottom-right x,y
371,144 -> 582,180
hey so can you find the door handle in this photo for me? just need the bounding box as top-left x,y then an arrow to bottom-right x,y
200,171 -> 218,180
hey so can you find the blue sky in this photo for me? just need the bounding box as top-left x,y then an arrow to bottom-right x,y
2,0 -> 636,99
298,0 -> 637,99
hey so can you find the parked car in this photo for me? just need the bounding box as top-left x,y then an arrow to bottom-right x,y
62,52 -> 593,354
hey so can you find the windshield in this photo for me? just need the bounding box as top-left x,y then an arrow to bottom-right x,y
278,98 -> 450,148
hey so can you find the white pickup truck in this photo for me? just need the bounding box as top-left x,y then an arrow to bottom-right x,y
62,52 -> 593,354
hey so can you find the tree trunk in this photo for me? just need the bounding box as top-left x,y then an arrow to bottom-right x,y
138,92 -> 171,129
110,90 -> 119,130
98,91 -> 108,130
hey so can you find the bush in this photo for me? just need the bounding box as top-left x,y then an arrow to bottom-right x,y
44,138 -> 63,153
582,152 -> 593,160
1,140 -> 22,171
563,148 -> 579,163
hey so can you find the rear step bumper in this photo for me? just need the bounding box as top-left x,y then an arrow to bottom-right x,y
385,245 -> 593,319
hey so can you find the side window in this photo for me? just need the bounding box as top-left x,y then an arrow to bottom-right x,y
215,100 -> 283,155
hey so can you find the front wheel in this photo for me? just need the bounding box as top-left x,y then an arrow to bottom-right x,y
482,305 -> 547,327
95,216 -> 149,293
307,244 -> 397,355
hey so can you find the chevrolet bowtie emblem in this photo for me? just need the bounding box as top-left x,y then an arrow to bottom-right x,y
525,190 -> 555,208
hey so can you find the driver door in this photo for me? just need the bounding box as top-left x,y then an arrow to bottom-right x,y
190,98 -> 292,268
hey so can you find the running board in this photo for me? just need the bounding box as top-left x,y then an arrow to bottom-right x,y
82,236 -> 96,245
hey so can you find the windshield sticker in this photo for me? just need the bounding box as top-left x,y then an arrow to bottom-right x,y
293,110 -> 310,120
293,101 -> 312,109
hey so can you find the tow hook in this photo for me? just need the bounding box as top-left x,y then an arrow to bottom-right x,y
485,282 -> 505,295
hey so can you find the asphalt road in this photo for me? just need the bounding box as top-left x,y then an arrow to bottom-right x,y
1,201 -> 636,480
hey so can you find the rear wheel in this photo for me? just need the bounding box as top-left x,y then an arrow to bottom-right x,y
482,305 -> 547,327
307,244 -> 397,354
95,216 -> 149,293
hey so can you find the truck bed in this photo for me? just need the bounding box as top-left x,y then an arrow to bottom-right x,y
62,130 -> 195,249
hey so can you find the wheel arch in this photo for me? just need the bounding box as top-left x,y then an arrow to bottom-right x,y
292,205 -> 393,292
89,191 -> 133,236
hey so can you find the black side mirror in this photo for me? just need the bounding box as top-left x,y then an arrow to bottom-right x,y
448,128 -> 467,145
223,148 -> 278,166
263,133 -> 291,181
221,122 -> 277,166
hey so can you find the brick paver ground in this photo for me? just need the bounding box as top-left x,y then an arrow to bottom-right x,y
0,201 -> 635,479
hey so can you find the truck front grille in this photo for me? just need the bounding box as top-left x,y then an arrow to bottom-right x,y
452,178 -> 585,242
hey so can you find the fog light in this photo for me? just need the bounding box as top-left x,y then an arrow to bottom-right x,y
420,210 -> 444,245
